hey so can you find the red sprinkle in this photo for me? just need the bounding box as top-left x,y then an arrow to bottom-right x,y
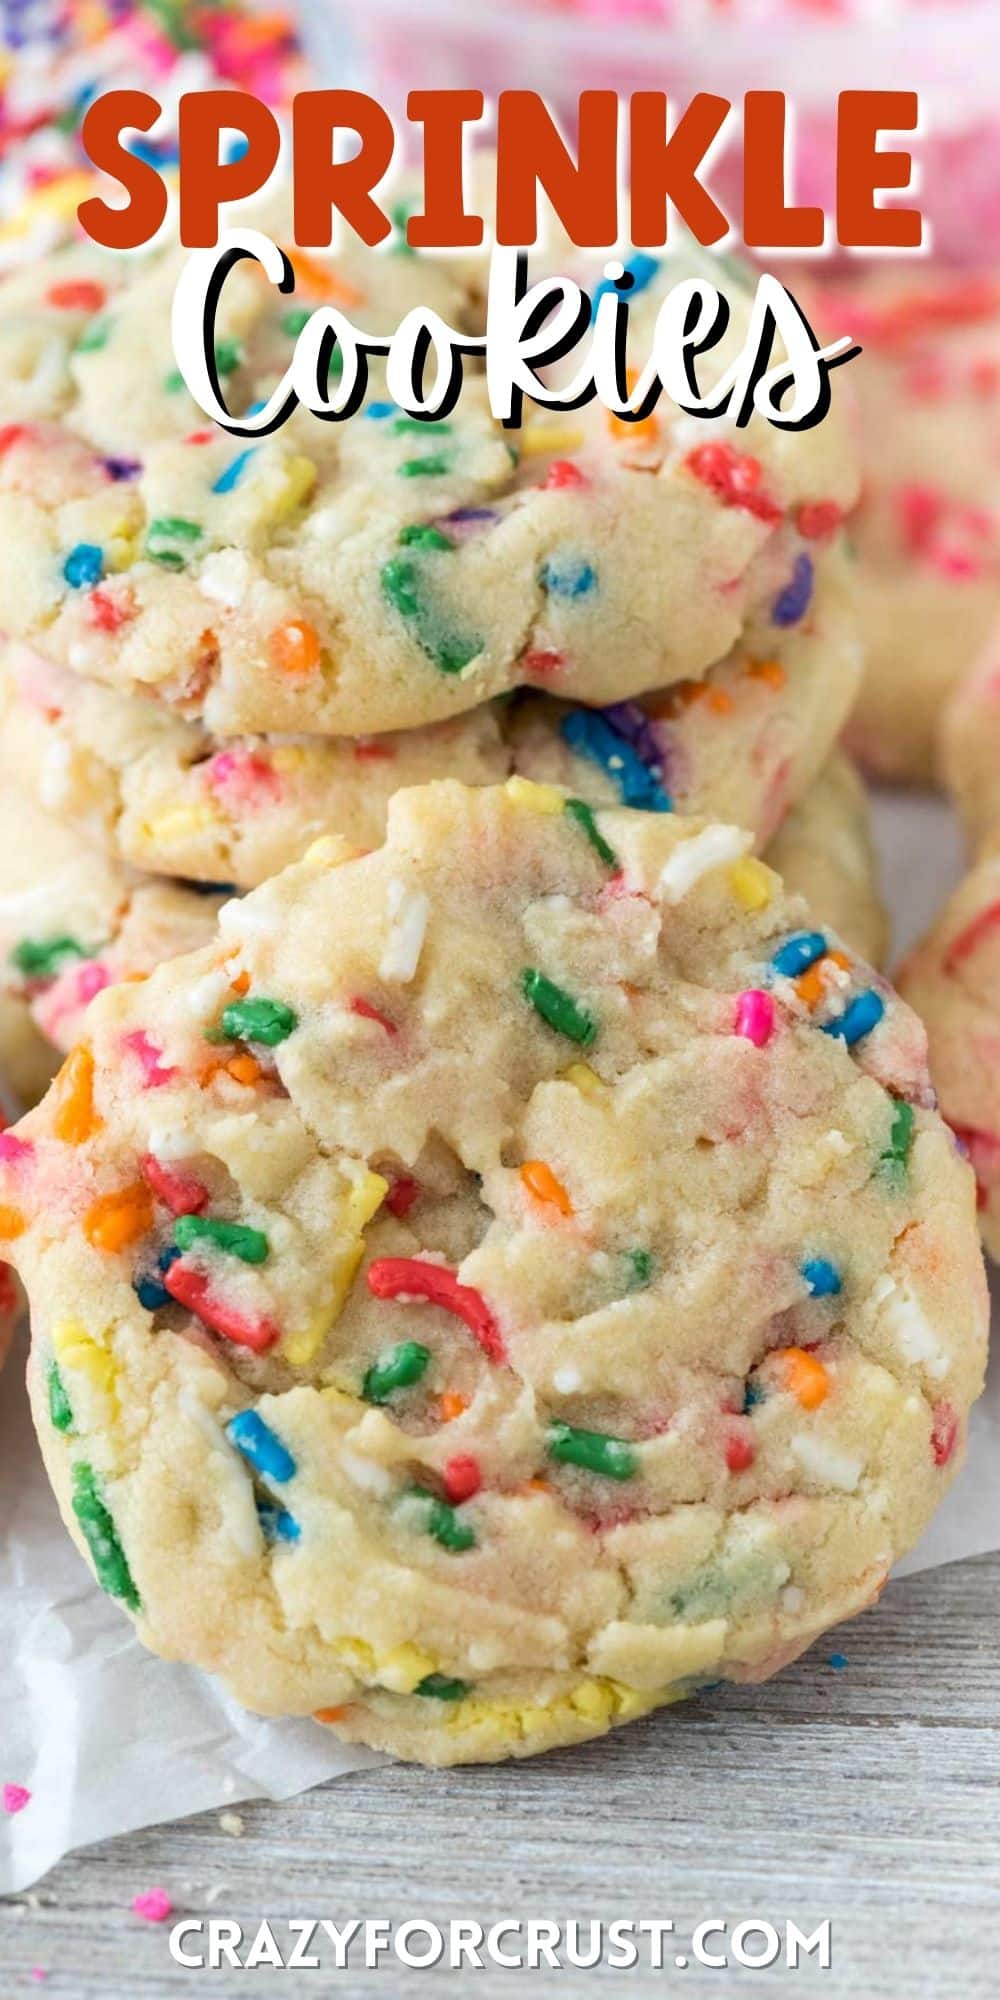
930,1400 -> 959,1467
349,996 -> 397,1036
543,459 -> 588,491
366,1258 -> 506,1364
164,1261 -> 279,1353
796,500 -> 844,540
0,424 -> 27,456
46,280 -> 106,312
442,1454 -> 482,1503
685,441 -> 783,525
141,1154 -> 209,1217
2,1783 -> 30,1815
87,586 -> 134,632
385,1175 -> 420,1218
131,1889 -> 173,1924
521,648 -> 567,678
944,900 -> 1000,971
724,1424 -> 756,1473
353,740 -> 396,762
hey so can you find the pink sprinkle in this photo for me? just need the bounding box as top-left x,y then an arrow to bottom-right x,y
734,991 -> 775,1047
0,1132 -> 33,1165
123,1030 -> 177,1089
132,1888 -> 173,1924
2,1782 -> 31,1815
930,1401 -> 959,1468
205,748 -> 281,808
34,960 -> 110,1038
29,1969 -> 47,1984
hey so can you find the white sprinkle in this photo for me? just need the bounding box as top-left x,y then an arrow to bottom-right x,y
219,1812 -> 245,1838
781,1585 -> 805,1613
552,1365 -> 583,1394
379,878 -> 430,983
39,739 -> 72,811
340,1450 -> 396,1498
790,1434 -> 863,1492
822,1129 -> 853,1158
658,825 -> 752,903
198,550 -> 251,608
872,1276 -> 949,1380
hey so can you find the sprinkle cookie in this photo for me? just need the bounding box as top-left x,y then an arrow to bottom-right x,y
897,850 -> 1000,1261
0,227 -> 858,738
3,782 -> 985,1763
807,271 -> 1000,784
0,540 -> 861,887
0,782 -> 223,1059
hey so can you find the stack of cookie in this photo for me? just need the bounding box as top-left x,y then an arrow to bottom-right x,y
0,211 -> 990,1768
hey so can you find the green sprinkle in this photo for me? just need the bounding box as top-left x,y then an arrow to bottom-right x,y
415,1673 -> 470,1701
214,339 -> 242,377
174,1216 -> 270,1265
74,318 -> 110,353
282,308 -> 311,337
547,1422 -> 638,1481
390,197 -> 417,253
379,553 -> 481,675
564,798 -> 617,867
146,516 -> 203,568
381,554 -> 423,621
520,968 -> 597,1047
163,368 -> 186,393
398,524 -> 453,552
363,1341 -> 431,1404
48,1362 -> 74,1435
881,1101 -> 915,1181
408,1487 -> 476,1553
398,455 -> 452,479
71,1462 -> 140,1609
220,997 -> 298,1046
624,1248 -> 655,1291
392,418 -> 452,436
11,934 -> 89,979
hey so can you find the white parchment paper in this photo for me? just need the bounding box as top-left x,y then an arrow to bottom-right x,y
1,788 -> 996,1897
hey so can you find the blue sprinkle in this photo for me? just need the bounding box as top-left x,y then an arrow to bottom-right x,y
134,1245 -> 181,1312
561,709 -> 672,812
227,1409 -> 297,1484
62,542 -> 104,588
212,448 -> 256,495
366,401 -> 397,421
245,400 -> 268,418
828,1652 -> 848,1671
801,1257 -> 842,1298
742,1376 -> 766,1413
540,555 -> 598,600
821,989 -> 885,1047
591,252 -> 660,322
772,552 -> 815,627
770,930 -> 827,978
257,1499 -> 301,1544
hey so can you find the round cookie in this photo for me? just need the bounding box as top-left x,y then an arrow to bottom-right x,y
897,851 -> 1000,1261
807,270 -> 1000,784
941,626 -> 1000,856
0,227 -> 857,738
0,783 -> 224,1058
3,781 -> 986,1765
0,541 -> 861,886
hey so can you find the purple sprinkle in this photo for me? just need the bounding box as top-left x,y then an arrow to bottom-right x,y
431,506 -> 498,544
771,552 -> 814,627
101,457 -> 142,482
599,700 -> 665,777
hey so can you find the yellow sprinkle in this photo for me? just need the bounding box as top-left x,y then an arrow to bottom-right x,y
728,857 -> 776,911
0,171 -> 97,240
104,533 -> 140,574
282,1170 -> 388,1366
143,803 -> 218,844
569,1679 -> 616,1723
333,1636 -> 375,1678
52,1319 -> 117,1401
377,1645 -> 436,1694
504,776 -> 565,815
271,454 -> 318,519
519,426 -> 585,457
300,834 -> 362,869
561,1061 -> 606,1100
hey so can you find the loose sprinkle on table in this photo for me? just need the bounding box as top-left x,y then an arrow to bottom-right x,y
132,1890 -> 174,1924
2,1784 -> 31,1816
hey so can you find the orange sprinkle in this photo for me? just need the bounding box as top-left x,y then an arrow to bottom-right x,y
0,1204 -> 25,1240
286,249 -> 364,308
229,971 -> 250,998
437,1391 -> 468,1424
52,1045 -> 100,1146
226,1053 -> 262,1087
745,658 -> 786,690
775,1346 -> 830,1410
525,1476 -> 551,1494
313,1705 -> 350,1725
703,686 -> 734,716
84,1185 -> 153,1255
269,618 -> 322,675
607,370 -> 658,444
519,1160 -> 574,1216
794,963 -> 827,1008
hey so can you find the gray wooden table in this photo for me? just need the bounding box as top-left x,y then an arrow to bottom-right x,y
3,1552 -> 998,1998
